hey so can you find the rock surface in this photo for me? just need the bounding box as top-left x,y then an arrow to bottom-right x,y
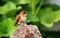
10,23 -> 42,38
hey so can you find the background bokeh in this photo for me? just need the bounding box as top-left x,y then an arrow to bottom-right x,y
0,0 -> 60,38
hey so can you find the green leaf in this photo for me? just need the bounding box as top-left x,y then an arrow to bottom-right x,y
0,18 -> 16,36
26,13 -> 39,22
37,7 -> 60,28
10,0 -> 20,4
6,9 -> 18,18
19,0 -> 31,4
54,10 -> 60,22
37,7 -> 56,28
0,2 -> 19,14
10,0 -> 31,4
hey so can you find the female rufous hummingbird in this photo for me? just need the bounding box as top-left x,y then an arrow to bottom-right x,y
14,11 -> 27,25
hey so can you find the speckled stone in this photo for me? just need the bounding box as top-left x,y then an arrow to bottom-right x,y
10,23 -> 42,38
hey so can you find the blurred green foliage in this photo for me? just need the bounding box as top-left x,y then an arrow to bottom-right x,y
0,0 -> 60,38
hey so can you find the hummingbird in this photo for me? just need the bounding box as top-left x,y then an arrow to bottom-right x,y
14,11 -> 27,25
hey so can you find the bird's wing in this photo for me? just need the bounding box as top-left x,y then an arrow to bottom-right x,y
14,15 -> 20,25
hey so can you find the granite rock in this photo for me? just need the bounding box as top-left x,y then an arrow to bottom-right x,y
10,23 -> 42,38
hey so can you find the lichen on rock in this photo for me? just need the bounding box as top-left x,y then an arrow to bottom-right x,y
10,23 -> 42,38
